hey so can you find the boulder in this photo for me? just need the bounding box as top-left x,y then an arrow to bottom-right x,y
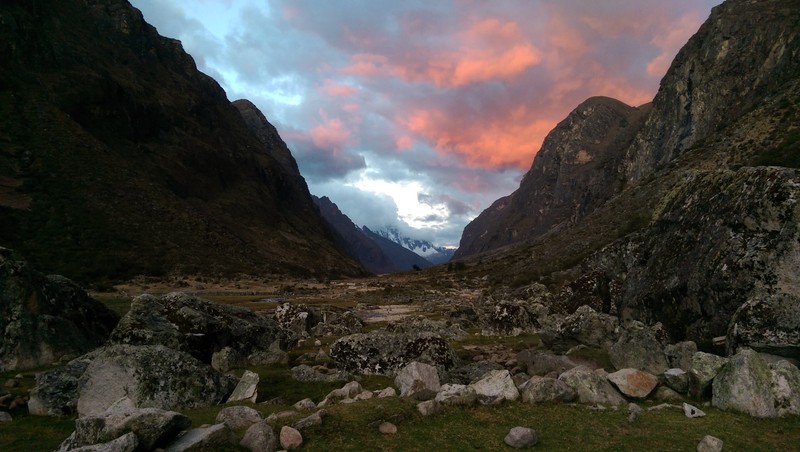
469,370 -> 520,405
395,362 -> 441,400
558,366 -> 626,406
378,422 -> 397,434
75,344 -> 236,417
606,369 -> 658,399
712,348 -> 777,417
279,426 -> 303,450
480,301 -> 538,336
727,293 -> 800,360
652,386 -> 683,402
274,303 -> 318,344
0,250 -> 119,371
519,376 -> 576,403
68,432 -> 138,452
309,310 -> 364,337
291,364 -> 353,383
248,340 -> 289,367
516,349 -> 576,377
504,426 -> 538,449
377,387 -> 397,398
770,360 -> 800,416
447,361 -> 504,385
110,292 -> 278,364
664,341 -> 698,371
240,421 -> 277,452
689,352 -> 728,398
539,305 -> 620,352
416,399 -> 442,416
226,370 -> 259,403
609,321 -> 669,374
294,411 -> 324,430
215,405 -> 263,431
664,368 -> 689,394
165,423 -> 235,451
28,354 -> 94,416
330,330 -> 456,375
697,435 -> 724,452
58,397 -> 191,451
434,384 -> 477,406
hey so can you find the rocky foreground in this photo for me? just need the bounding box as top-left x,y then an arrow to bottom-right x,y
1,252 -> 799,450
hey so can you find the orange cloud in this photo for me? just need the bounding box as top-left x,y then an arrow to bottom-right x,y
319,79 -> 357,96
310,111 -> 351,151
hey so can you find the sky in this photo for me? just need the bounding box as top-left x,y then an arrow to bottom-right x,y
129,0 -> 721,248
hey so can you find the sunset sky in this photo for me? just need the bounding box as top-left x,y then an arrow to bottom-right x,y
130,0 -> 721,247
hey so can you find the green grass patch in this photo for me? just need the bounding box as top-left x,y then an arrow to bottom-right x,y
0,412 -> 75,452
91,293 -> 133,317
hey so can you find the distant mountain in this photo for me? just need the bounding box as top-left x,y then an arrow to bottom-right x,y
0,0 -> 363,282
372,226 -> 455,264
362,227 -> 433,272
312,196 -> 396,274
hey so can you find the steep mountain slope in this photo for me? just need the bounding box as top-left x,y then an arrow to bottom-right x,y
373,226 -> 455,264
0,0 -> 363,282
362,227 -> 433,272
313,196 -> 396,274
445,0 -> 800,343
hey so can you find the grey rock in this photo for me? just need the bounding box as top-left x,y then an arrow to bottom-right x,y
504,426 -> 538,449
416,399 -> 442,416
227,370 -> 259,403
539,305 -> 620,353
516,349 -> 576,377
434,384 -> 477,406
248,340 -> 289,367
324,381 -> 363,402
291,364 -> 352,383
712,348 -> 777,417
377,387 -> 397,398
110,292 -> 278,365
310,310 -> 364,338
519,376 -> 576,403
0,252 -> 119,371
0,411 -> 11,422
69,432 -> 138,452
770,360 -> 800,416
447,360 -> 504,385
664,368 -> 689,394
697,435 -> 724,452
294,411 -> 323,430
76,344 -> 236,417
628,402 -> 643,422
469,370 -> 520,405
652,386 -> 683,402
211,347 -> 245,373
378,422 -> 397,434
689,352 -> 728,398
292,398 -> 317,411
28,354 -> 94,416
279,425 -> 303,450
480,301 -> 538,336
609,321 -> 669,374
273,303 -> 316,344
727,293 -> 800,360
558,366 -> 626,406
330,330 -> 456,375
395,362 -> 441,401
165,423 -> 235,451
607,368 -> 658,399
215,405 -> 263,431
664,341 -> 698,371
683,403 -> 706,418
240,420 -> 277,452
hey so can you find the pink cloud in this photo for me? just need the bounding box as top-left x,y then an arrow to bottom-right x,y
319,79 -> 357,96
309,111 -> 351,151
647,12 -> 706,76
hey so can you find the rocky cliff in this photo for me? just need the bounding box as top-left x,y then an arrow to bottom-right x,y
0,0 -> 363,281
450,0 -> 800,346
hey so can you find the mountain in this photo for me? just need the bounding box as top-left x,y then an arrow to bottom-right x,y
449,0 -> 800,343
312,196 -> 396,274
373,226 -> 455,264
362,227 -> 433,272
0,0 -> 363,282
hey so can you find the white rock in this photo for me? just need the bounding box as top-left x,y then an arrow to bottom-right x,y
696,435 -> 724,452
683,402 -> 706,418
504,426 -> 538,448
395,362 -> 441,400
469,370 -> 519,405
227,370 -> 259,403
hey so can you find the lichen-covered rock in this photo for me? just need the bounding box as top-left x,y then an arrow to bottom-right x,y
518,376 -> 576,404
558,366 -> 626,406
727,293 -> 800,360
540,305 -> 619,353
516,349 -> 576,377
609,321 -> 669,374
273,303 -> 318,344
0,249 -> 119,371
395,362 -> 441,401
469,370 -> 519,405
211,347 -> 246,373
712,348 -> 777,417
75,344 -> 236,417
607,369 -> 658,399
28,354 -> 95,416
434,384 -> 477,406
689,352 -> 729,399
309,310 -> 363,337
480,301 -> 539,336
664,341 -> 698,371
770,360 -> 800,416
110,292 -> 278,364
447,361 -> 504,385
330,330 -> 456,375
664,368 -> 689,394
215,405 -> 263,431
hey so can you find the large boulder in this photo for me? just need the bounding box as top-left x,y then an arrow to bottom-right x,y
516,350 -> 576,377
394,362 -> 441,400
770,360 -> 800,416
519,376 -> 576,404
0,249 -> 119,371
29,354 -> 95,416
606,369 -> 658,399
609,321 -> 669,374
712,348 -> 777,417
76,344 -> 236,417
110,292 -> 278,364
558,366 -> 626,406
689,352 -> 728,398
480,301 -> 542,336
727,294 -> 800,360
469,370 -> 520,405
273,303 -> 318,344
330,330 -> 456,375
539,306 -> 619,353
